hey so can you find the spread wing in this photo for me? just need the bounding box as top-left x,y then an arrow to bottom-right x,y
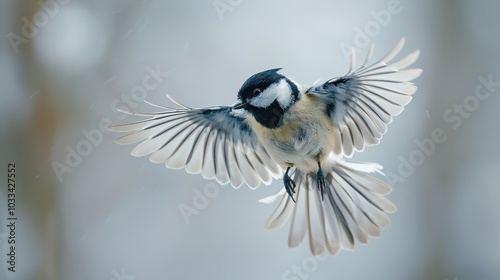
306,38 -> 422,157
108,96 -> 282,189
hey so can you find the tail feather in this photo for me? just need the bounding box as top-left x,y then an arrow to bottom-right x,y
288,172 -> 309,249
263,159 -> 395,255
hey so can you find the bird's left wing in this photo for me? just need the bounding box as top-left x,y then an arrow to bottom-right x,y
306,38 -> 422,157
108,96 -> 282,189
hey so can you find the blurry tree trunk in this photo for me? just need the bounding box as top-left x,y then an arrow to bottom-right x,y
13,1 -> 62,279
421,0 -> 478,278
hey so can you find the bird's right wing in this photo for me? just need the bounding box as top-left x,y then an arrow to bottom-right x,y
108,96 -> 282,189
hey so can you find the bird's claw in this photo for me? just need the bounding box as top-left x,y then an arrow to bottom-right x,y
283,172 -> 296,203
317,167 -> 326,201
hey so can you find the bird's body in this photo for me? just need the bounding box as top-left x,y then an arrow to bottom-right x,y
247,93 -> 335,172
109,38 -> 422,255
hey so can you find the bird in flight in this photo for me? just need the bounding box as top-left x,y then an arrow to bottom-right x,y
109,38 -> 421,255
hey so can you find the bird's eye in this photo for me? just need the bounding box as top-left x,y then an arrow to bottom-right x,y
251,88 -> 261,97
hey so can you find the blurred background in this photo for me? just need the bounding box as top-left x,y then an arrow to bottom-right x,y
1,0 -> 499,279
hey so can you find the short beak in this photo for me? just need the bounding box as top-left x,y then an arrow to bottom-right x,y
232,101 -> 248,110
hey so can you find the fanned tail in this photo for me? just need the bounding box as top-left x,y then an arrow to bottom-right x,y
261,158 -> 396,255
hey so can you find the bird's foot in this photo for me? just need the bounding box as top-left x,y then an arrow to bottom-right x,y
317,163 -> 326,200
283,167 -> 296,203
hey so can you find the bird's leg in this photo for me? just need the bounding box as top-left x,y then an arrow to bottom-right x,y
283,167 -> 296,203
317,162 -> 326,200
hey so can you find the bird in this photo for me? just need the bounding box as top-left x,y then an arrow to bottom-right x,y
108,38 -> 421,255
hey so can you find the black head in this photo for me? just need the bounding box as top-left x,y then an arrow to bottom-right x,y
233,68 -> 300,128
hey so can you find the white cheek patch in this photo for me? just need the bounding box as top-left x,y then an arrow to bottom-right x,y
249,84 -> 278,108
250,79 -> 293,109
275,79 -> 294,109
